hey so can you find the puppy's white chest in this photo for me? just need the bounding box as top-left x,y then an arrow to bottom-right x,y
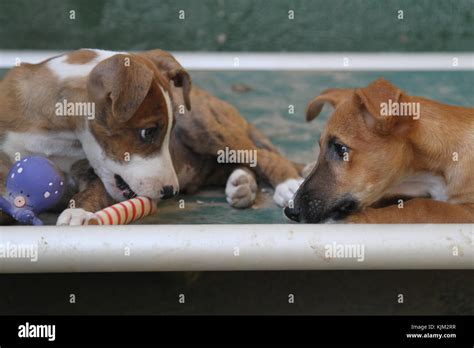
2,131 -> 86,172
386,172 -> 448,201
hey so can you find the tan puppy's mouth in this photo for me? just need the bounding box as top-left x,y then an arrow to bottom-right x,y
324,196 -> 360,222
114,174 -> 138,200
285,193 -> 360,223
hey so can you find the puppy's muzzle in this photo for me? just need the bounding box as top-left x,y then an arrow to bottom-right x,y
284,206 -> 301,222
160,185 -> 177,199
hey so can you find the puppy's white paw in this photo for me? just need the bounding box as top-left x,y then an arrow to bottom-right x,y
225,169 -> 257,208
273,177 -> 304,207
56,208 -> 97,226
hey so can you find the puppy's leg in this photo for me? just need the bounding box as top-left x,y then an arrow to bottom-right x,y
346,199 -> 474,223
56,160 -> 113,226
225,167 -> 258,208
247,126 -> 306,207
173,92 -> 303,207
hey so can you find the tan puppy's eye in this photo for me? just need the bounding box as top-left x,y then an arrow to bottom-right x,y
334,143 -> 349,159
139,127 -> 160,144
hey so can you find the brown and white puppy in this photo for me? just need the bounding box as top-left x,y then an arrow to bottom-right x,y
285,78 -> 474,223
0,49 -> 302,225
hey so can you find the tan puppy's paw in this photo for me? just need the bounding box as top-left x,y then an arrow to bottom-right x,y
225,168 -> 257,208
56,208 -> 97,226
273,177 -> 304,207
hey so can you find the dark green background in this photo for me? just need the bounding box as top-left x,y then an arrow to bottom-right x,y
1,0 -> 473,51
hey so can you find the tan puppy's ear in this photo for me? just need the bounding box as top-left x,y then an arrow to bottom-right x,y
356,78 -> 401,117
140,49 -> 192,111
355,78 -> 411,135
88,54 -> 153,123
306,88 -> 354,122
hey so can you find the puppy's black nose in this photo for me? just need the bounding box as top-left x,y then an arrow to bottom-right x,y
160,185 -> 176,199
284,206 -> 301,222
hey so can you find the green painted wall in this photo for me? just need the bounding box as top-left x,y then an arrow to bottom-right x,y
1,0 -> 472,51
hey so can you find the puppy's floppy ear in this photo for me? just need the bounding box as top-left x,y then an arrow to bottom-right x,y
140,49 -> 192,111
87,54 -> 153,123
306,88 -> 354,122
355,78 -> 411,135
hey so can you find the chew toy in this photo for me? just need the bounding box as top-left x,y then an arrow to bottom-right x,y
0,156 -> 65,225
88,196 -> 156,225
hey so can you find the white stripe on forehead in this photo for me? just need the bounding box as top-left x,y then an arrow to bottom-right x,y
47,49 -> 128,80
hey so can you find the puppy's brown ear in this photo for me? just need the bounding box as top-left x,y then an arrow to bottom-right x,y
355,78 -> 411,135
306,88 -> 354,122
88,54 -> 153,123
140,49 -> 192,111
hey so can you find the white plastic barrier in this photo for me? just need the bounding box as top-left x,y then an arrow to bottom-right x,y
1,51 -> 473,70
0,224 -> 472,272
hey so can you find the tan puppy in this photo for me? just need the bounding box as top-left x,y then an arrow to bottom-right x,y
285,78 -> 474,223
0,49 -> 302,225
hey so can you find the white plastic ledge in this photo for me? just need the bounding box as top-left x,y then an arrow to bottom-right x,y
0,51 -> 473,70
0,224 -> 472,273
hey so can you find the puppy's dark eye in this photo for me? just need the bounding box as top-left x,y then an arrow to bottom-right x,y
327,137 -> 350,161
139,127 -> 159,144
334,142 -> 349,160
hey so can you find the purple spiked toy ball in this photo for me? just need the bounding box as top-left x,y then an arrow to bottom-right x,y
0,156 -> 65,225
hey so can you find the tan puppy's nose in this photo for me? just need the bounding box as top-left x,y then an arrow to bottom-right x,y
284,206 -> 301,222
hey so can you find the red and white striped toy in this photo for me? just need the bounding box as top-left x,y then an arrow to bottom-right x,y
88,196 -> 156,225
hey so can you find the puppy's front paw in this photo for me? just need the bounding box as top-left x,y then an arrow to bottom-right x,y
273,177 -> 303,207
225,169 -> 257,208
56,208 -> 97,226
